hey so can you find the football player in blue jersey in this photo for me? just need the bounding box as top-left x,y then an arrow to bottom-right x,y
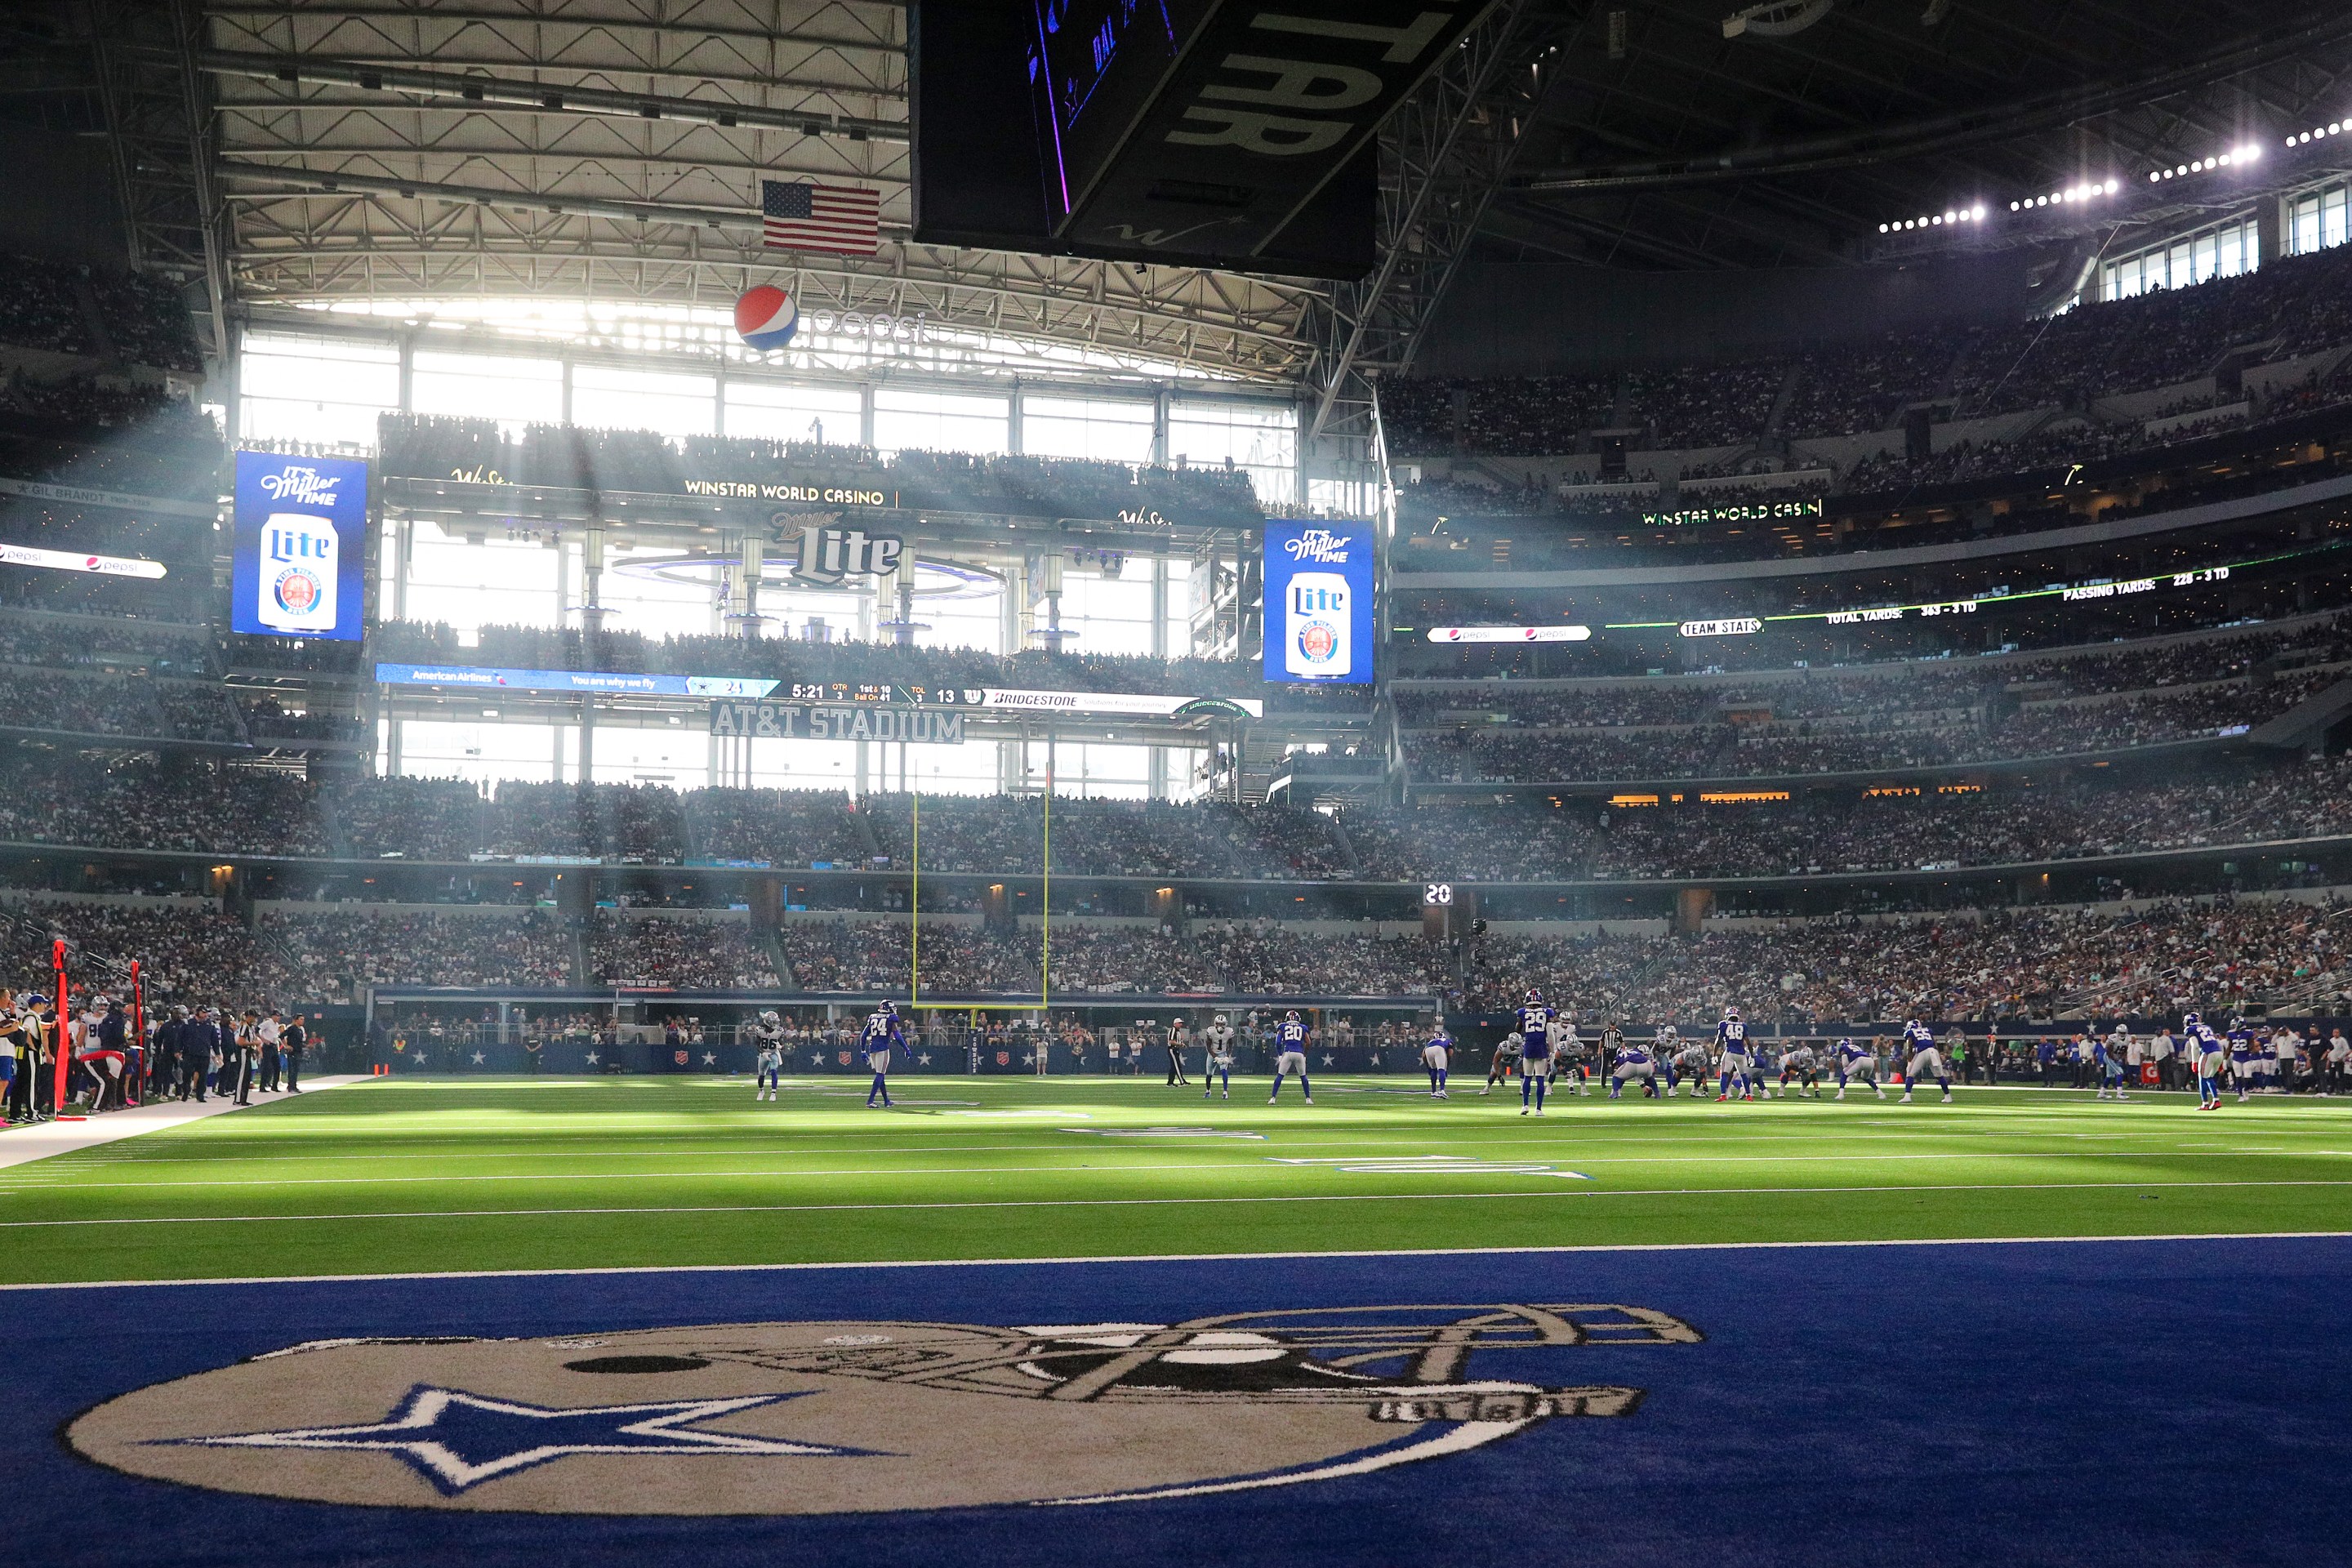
1421,1021 -> 1451,1099
2226,1016 -> 2258,1104
2181,1011 -> 2223,1109
1833,1036 -> 1886,1101
1269,1009 -> 1313,1104
1517,991 -> 1553,1115
1897,1018 -> 1954,1103
1714,1008 -> 1752,1102
1608,1034 -> 1659,1099
861,1000 -> 904,1108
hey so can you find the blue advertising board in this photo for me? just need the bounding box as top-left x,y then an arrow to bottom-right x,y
1263,520 -> 1374,684
376,665 -> 781,698
230,451 -> 370,641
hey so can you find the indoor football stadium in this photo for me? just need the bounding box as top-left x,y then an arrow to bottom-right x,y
4,2 -> 2352,1564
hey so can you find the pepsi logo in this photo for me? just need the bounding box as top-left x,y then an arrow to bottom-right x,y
735,286 -> 800,351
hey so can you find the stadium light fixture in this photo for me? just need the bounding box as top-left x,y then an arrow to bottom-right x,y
2153,146 -> 2263,180
1878,204 -> 1987,234
2007,180 -> 2119,213
2286,120 -> 2347,146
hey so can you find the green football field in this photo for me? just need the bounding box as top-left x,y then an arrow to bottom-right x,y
4,1075 -> 2350,1287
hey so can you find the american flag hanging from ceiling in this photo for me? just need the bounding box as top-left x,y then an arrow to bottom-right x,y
760,180 -> 881,256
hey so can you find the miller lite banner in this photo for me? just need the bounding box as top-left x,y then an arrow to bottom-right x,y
231,450 -> 369,642
1263,519 -> 1374,686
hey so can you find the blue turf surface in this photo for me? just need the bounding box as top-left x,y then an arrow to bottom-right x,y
12,1236 -> 2350,1567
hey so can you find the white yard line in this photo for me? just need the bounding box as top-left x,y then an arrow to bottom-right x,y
6,1143 -> 2341,1195
0,1079 -> 365,1173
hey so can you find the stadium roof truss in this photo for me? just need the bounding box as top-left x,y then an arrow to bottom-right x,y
56,1 -> 2352,401
175,0 -> 1321,385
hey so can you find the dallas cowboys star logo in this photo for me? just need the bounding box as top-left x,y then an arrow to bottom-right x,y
585,1052 -> 599,1065
471,1052 -> 486,1065
170,1385 -> 874,1494
915,1053 -> 931,1066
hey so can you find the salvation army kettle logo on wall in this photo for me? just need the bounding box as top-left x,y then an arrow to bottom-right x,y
69,1304 -> 1699,1514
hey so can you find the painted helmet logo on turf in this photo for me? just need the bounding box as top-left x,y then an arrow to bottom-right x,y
66,1304 -> 1702,1515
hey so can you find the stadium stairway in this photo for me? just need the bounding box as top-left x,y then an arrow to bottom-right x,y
759,924 -> 794,988
846,804 -> 884,862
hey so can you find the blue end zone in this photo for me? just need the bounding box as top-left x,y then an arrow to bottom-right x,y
10,1237 -> 2348,1566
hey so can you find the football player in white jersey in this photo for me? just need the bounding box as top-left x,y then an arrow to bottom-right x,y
1552,1013 -> 1588,1095
752,1009 -> 784,1101
1269,1010 -> 1313,1104
1714,1008 -> 1753,1102
1782,1041 -> 1823,1099
2093,1027 -> 2130,1102
1833,1037 -> 1886,1101
1202,1013 -> 1236,1099
1670,1033 -> 1713,1098
1482,1029 -> 1524,1094
1421,1021 -> 1451,1099
1897,1018 -> 1953,1104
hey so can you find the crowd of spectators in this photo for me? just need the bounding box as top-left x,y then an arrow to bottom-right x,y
0,255 -> 200,372
862,794 -> 1350,880
686,788 -> 870,867
1628,359 -> 1786,451
1461,895 -> 2352,1026
265,909 -> 575,992
12,883 -> 2352,1023
1405,617 -> 2352,782
14,740 -> 2352,884
3,898 -> 283,1006
1338,755 -> 2352,883
1380,243 -> 2352,475
590,915 -> 777,988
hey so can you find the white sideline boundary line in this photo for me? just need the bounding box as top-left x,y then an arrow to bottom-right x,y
0,1077 -> 367,1172
1,1227 -> 2345,1294
5,1175 -> 2352,1247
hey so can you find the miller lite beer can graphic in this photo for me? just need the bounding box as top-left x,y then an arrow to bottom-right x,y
1285,570 -> 1352,679
256,512 -> 340,634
